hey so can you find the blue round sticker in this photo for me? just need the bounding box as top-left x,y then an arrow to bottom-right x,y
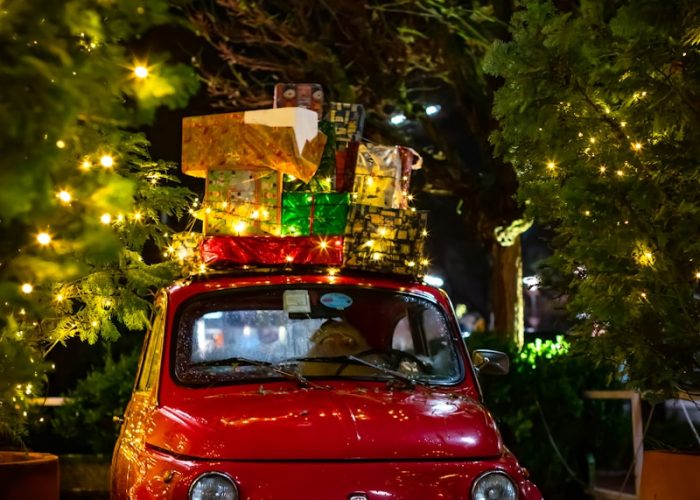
320,293 -> 353,310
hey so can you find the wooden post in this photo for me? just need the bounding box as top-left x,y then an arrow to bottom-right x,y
583,390 -> 643,499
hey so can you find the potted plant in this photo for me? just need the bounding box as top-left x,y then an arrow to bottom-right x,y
23,347 -> 140,498
0,334 -> 58,500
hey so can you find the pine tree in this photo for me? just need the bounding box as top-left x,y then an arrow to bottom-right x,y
485,0 -> 700,397
0,0 -> 198,438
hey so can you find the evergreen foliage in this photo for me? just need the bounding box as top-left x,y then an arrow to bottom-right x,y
0,0 -> 198,438
484,0 -> 700,397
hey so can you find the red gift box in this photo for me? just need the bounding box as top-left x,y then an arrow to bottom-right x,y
201,236 -> 344,267
335,142 -> 359,192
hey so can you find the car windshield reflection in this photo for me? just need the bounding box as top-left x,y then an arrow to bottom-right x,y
174,286 -> 462,386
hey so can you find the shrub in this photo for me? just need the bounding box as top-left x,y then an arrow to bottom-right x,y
468,332 -> 626,499
50,347 -> 140,454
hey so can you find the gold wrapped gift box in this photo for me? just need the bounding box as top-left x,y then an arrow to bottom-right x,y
352,144 -> 420,209
182,108 -> 326,182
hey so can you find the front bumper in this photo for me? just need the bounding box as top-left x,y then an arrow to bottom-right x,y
121,446 -> 541,499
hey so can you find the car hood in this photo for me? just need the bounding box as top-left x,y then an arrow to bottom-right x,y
148,385 -> 503,460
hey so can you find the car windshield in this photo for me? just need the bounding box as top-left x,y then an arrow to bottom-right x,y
174,285 -> 462,386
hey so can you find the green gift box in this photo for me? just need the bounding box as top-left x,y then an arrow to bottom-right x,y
281,192 -> 350,236
343,204 -> 429,276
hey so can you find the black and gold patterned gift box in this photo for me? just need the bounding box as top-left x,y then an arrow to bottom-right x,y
343,204 -> 429,276
329,102 -> 365,144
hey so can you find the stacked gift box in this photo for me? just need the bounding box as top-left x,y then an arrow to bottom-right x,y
179,83 -> 430,277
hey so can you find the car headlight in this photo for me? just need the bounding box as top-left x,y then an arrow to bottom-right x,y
189,472 -> 238,500
471,470 -> 517,500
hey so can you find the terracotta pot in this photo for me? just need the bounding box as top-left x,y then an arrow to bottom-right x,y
639,450 -> 700,500
0,450 -> 60,500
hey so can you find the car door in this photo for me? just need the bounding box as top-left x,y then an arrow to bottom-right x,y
111,295 -> 166,498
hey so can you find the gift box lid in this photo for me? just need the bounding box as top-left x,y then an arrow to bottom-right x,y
243,107 -> 318,154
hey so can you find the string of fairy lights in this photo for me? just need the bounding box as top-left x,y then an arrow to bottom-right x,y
534,89 -> 700,304
1,63 -> 165,418
10,63 -> 160,315
13,65 -> 160,304
168,199 -> 431,272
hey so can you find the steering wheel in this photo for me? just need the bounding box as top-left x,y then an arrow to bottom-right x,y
336,348 -> 431,375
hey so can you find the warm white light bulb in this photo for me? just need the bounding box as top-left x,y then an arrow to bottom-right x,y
100,213 -> 112,224
134,65 -> 149,79
36,232 -> 52,245
57,190 -> 72,203
100,155 -> 114,168
21,283 -> 33,294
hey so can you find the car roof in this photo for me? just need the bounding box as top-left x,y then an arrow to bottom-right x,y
166,269 -> 448,309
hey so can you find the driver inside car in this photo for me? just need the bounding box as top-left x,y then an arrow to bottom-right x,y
301,319 -> 373,376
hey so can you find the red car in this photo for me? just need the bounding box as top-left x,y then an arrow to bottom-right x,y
111,271 -> 541,499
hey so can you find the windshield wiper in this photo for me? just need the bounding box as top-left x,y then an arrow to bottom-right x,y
289,355 -> 422,388
192,356 -> 325,389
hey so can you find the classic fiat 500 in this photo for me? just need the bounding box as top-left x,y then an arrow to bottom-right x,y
111,271 -> 541,499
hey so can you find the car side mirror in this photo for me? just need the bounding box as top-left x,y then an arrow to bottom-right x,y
472,349 -> 509,375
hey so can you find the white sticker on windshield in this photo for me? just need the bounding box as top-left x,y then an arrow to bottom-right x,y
320,292 -> 353,310
283,290 -> 311,313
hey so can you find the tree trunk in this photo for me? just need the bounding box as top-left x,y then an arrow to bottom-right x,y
490,237 -> 524,346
